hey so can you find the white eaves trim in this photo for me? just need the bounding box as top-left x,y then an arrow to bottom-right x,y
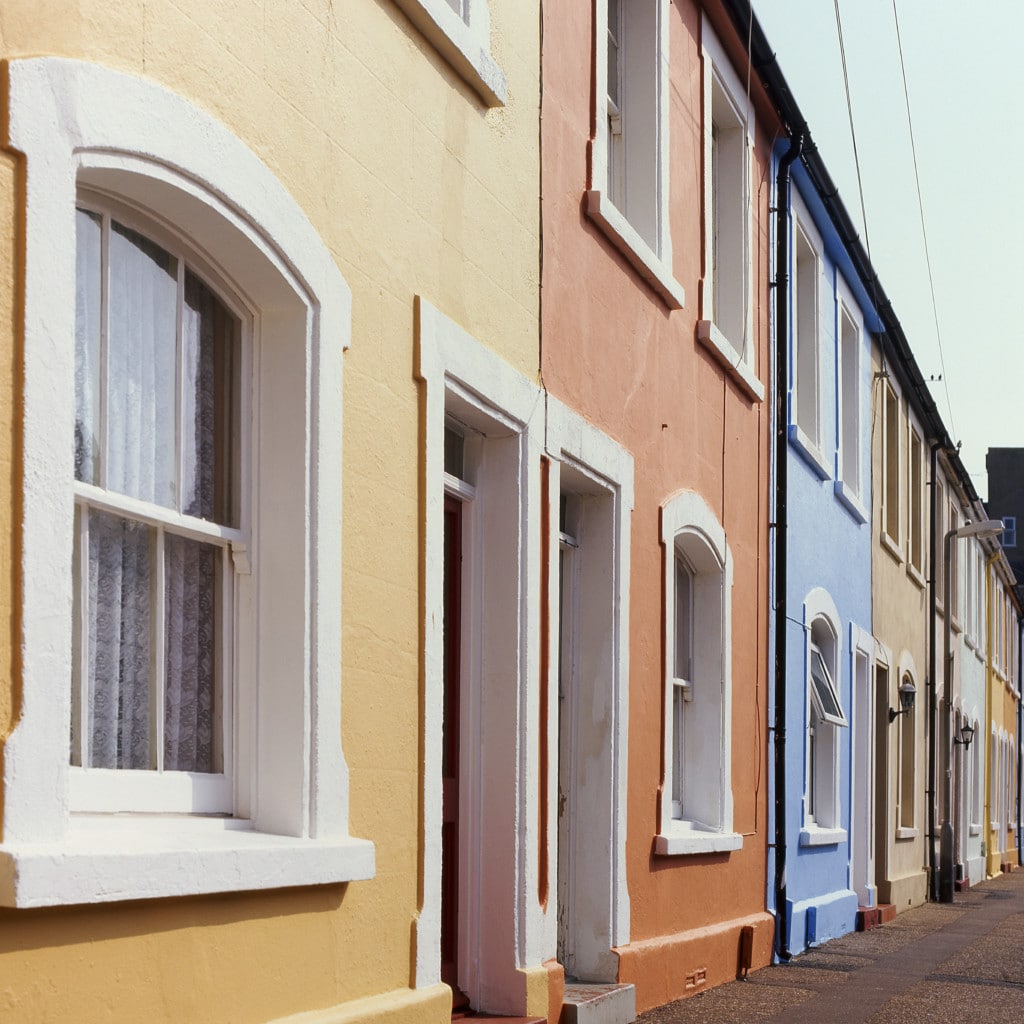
392,0 -> 507,106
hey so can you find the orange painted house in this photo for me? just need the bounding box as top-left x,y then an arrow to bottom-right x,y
540,0 -> 780,1012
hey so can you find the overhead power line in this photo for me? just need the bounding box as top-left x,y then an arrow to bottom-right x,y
891,0 -> 958,443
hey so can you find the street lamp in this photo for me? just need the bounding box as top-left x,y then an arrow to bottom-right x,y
939,519 -> 1004,903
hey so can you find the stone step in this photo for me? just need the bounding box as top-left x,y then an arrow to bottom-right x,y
560,982 -> 635,1024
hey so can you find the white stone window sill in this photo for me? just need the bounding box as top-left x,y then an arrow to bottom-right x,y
970,823 -> 981,836
585,190 -> 685,310
895,826 -> 918,841
880,530 -> 904,566
788,424 -> 830,480
975,645 -> 986,664
798,825 -> 846,847
391,0 -> 507,107
0,815 -> 375,908
655,823 -> 743,856
833,481 -> 867,524
696,320 -> 765,402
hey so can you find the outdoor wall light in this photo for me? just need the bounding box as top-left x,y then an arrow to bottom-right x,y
953,723 -> 975,751
888,677 -> 917,723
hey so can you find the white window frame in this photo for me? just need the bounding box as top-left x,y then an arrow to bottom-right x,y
586,0 -> 684,309
949,501 -> 962,632
789,193 -> 828,477
880,375 -> 903,562
696,22 -> 763,402
834,278 -> 866,520
906,422 -> 925,584
655,490 -> 740,856
391,0 -> 506,106
0,58 -> 373,908
69,194 -> 244,814
800,588 -> 846,846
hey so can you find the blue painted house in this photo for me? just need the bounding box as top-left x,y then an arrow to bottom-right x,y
768,154 -> 882,955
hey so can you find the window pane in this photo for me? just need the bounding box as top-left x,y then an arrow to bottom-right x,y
107,221 -> 178,509
674,555 -> 692,681
182,272 -> 240,525
86,510 -> 154,770
164,533 -> 221,772
810,648 -> 843,722
75,209 -> 103,485
607,0 -> 620,107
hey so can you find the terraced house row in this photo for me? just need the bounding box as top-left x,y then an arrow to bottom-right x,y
0,1 -> 1019,1022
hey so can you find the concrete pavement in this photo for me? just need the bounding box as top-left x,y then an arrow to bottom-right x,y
638,869 -> 1024,1024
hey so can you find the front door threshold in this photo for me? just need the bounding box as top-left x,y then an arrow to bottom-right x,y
561,982 -> 635,1024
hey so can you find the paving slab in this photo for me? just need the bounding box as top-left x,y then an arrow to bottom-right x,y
638,871 -> 1024,1024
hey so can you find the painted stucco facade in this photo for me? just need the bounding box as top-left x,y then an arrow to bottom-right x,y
869,342 -> 929,914
540,0 -> 777,1013
0,2 -> 539,1022
773,168 -> 875,953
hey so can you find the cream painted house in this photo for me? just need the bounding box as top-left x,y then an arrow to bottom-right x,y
0,2 -> 540,1022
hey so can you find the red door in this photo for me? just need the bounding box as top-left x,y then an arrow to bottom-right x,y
441,496 -> 466,1008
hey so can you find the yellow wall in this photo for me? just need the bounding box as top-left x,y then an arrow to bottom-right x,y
0,1 -> 538,1021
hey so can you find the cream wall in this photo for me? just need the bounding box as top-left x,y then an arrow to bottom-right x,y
0,1 -> 538,1021
869,343 -> 928,910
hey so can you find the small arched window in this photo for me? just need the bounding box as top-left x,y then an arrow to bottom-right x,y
656,491 -> 739,856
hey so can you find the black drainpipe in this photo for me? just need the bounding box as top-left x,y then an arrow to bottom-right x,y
927,442 -> 940,901
772,130 -> 803,962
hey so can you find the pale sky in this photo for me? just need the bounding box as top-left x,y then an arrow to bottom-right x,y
754,0 -> 1024,501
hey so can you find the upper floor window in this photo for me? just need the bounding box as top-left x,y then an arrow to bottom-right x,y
837,296 -> 862,501
696,22 -> 763,401
587,0 -> 684,309
949,501 -> 961,626
656,491 -> 739,855
392,0 -> 506,106
792,206 -> 822,460
907,425 -> 924,578
1003,516 -> 1017,548
881,378 -> 901,552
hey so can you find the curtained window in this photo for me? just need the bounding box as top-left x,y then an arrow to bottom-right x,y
71,202 -> 241,812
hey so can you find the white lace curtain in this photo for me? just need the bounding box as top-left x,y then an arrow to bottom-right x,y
73,209 -> 231,774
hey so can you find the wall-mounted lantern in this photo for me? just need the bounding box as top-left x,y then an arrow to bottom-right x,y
953,723 -> 975,752
888,676 -> 917,723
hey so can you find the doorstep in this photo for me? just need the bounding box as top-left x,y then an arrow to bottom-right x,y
452,1014 -> 544,1023
561,982 -> 635,1024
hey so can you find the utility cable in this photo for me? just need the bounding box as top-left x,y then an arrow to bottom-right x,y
891,0 -> 958,443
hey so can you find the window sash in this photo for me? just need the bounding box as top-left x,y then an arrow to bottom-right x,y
809,646 -> 846,727
71,199 -> 243,812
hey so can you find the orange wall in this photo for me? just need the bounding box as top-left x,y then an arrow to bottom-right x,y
541,0 -> 778,1009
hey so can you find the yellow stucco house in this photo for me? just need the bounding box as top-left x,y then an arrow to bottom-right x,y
0,2 -> 541,1021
